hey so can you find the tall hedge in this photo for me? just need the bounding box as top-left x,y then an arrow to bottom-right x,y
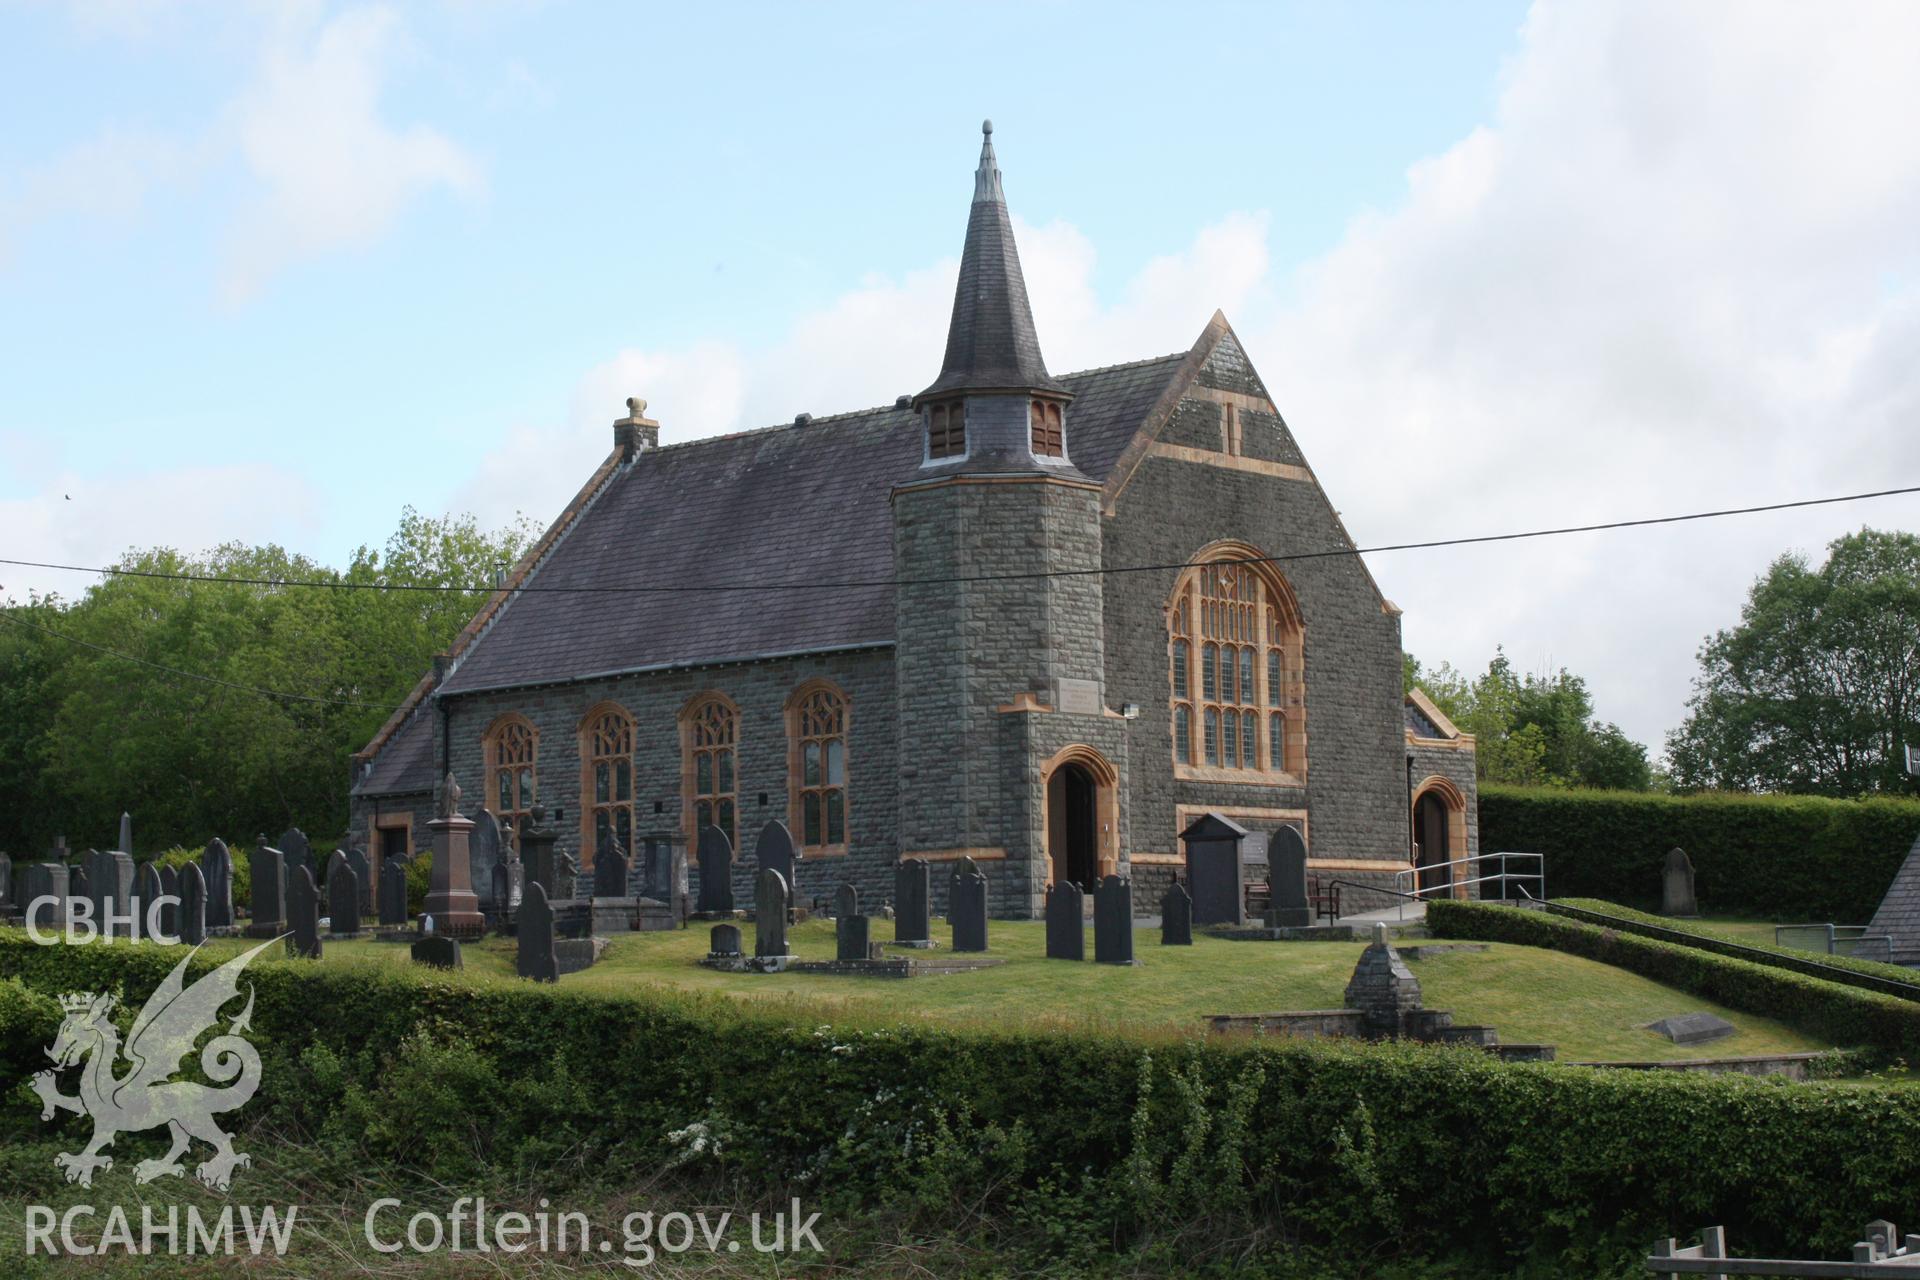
1478,785 -> 1920,922
5,931 -> 1920,1276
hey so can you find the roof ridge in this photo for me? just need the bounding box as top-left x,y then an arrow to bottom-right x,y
1061,351 -> 1188,378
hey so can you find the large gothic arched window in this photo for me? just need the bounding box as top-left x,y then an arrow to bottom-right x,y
681,693 -> 738,849
484,714 -> 539,830
1167,548 -> 1305,778
787,680 -> 849,854
579,702 -> 634,867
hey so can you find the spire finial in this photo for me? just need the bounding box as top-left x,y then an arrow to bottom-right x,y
974,119 -> 1003,204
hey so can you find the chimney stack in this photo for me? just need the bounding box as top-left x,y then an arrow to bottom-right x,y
613,397 -> 660,460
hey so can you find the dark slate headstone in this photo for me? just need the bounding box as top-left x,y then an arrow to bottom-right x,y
753,820 -> 798,905
1161,881 -> 1194,946
157,865 -> 179,941
67,864 -> 89,914
834,884 -> 867,961
755,868 -> 793,958
345,846 -> 372,913
412,936 -> 464,969
1661,847 -> 1698,917
517,882 -> 557,983
24,862 -> 68,932
638,836 -> 689,918
131,861 -> 164,942
593,842 -> 630,899
708,923 -> 743,957
200,838 -> 234,928
1646,1012 -> 1735,1046
694,825 -> 735,915
1093,875 -> 1134,965
1266,825 -> 1311,928
92,848 -> 134,939
1181,812 -> 1249,927
1044,881 -> 1085,960
249,839 -> 286,935
894,859 -> 930,943
326,849 -> 361,936
520,806 -> 560,901
379,855 -> 409,926
287,865 -> 322,960
176,861 -> 207,945
471,811 -> 506,910
278,826 -> 311,880
490,859 -> 522,916
948,857 -> 988,953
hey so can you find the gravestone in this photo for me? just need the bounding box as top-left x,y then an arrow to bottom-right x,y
378,855 -> 409,926
490,860 -> 521,919
1093,875 -> 1134,965
1266,825 -> 1311,928
638,836 -> 689,918
0,851 -> 10,915
92,848 -> 134,940
1161,880 -> 1194,946
326,850 -> 361,936
131,861 -> 164,942
694,825 -> 735,915
471,811 -> 506,912
200,838 -> 234,928
248,839 -> 286,938
894,859 -> 931,944
1181,812 -> 1251,927
423,773 -> 485,936
24,861 -> 68,932
1344,923 -> 1420,1038
345,846 -> 373,914
593,841 -> 630,898
177,861 -> 207,945
287,865 -> 322,959
278,826 -> 311,882
948,857 -> 989,953
67,864 -> 89,914
708,923 -> 743,958
158,865 -> 179,941
411,936 -> 463,969
118,812 -> 133,856
1044,881 -> 1085,960
754,868 -> 793,959
517,882 -> 557,983
754,821 -> 798,908
1646,1012 -> 1735,1046
1661,848 -> 1698,918
520,805 -> 560,901
834,883 -> 868,962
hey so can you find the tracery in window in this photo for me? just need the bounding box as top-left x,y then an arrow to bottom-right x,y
1166,550 -> 1305,777
484,714 -> 538,831
581,703 -> 633,866
682,695 -> 737,849
787,682 -> 849,853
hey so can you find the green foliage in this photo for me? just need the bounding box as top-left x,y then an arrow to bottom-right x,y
1427,900 -> 1920,1060
1408,648 -> 1652,790
1669,528 -> 1920,797
7,931 -> 1920,1275
1478,784 -> 1920,921
0,507 -> 538,856
152,844 -> 251,906
0,977 -> 60,1086
405,851 -> 432,916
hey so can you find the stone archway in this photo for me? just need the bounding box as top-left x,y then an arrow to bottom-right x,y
1410,775 -> 1469,900
1040,745 -> 1119,892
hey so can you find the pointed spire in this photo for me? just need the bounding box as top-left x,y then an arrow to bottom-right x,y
916,121 -> 1069,405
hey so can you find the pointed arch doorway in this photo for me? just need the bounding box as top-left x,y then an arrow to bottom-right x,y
1411,775 -> 1468,899
1041,745 -> 1119,893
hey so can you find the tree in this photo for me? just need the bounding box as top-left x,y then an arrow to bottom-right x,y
1668,527 -> 1920,797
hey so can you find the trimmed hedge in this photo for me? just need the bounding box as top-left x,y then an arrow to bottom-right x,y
1478,785 -> 1920,922
4,932 -> 1920,1276
1428,900 -> 1920,1060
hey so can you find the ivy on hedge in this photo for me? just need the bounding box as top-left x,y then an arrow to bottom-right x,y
1478,786 -> 1920,922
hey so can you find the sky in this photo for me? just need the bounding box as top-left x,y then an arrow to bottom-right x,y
3,0 -> 1918,757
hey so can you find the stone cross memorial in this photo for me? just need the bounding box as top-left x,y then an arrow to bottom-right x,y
1266,825 -> 1311,928
326,849 -> 361,936
1044,881 -> 1085,960
201,838 -> 233,928
1161,880 -> 1194,946
177,861 -> 208,945
834,883 -> 868,962
248,838 -> 286,938
754,821 -> 798,908
1093,875 -> 1134,964
516,881 -> 557,982
754,868 -> 794,959
694,825 -> 735,915
894,858 -> 931,945
948,857 -> 989,953
1661,847 -> 1698,918
287,865 -> 322,960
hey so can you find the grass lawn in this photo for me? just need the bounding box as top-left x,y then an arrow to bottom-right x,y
177,917 -> 1833,1063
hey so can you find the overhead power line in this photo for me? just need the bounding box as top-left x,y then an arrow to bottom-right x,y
3,483 -> 1917,598
0,612 -> 389,709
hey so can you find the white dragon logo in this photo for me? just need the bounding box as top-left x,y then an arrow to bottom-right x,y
30,938 -> 274,1192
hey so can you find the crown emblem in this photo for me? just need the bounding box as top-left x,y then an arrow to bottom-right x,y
59,993 -> 97,1014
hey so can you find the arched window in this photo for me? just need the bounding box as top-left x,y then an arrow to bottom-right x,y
787,681 -> 849,853
681,694 -> 738,849
927,401 -> 965,459
1029,399 -> 1064,457
484,714 -> 538,831
1166,549 -> 1306,778
580,703 -> 634,867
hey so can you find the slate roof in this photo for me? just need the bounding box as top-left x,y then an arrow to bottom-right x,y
1404,700 -> 1442,739
354,702 -> 435,797
1867,829 -> 1920,965
433,353 -> 1187,703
